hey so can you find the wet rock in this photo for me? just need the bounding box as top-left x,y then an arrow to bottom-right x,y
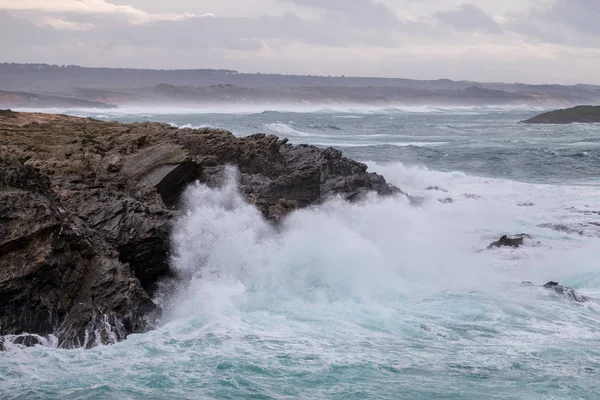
0,162 -> 156,348
487,234 -> 532,249
438,197 -> 454,204
11,335 -> 45,347
543,281 -> 589,303
539,223 -> 600,238
463,193 -> 482,200
426,186 -> 448,192
518,202 -> 535,207
0,111 -> 400,348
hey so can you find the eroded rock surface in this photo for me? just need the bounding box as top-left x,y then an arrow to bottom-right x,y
0,110 -> 399,347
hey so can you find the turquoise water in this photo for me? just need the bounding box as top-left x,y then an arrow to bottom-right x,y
2,106 -> 600,399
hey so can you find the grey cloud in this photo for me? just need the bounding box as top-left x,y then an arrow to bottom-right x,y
504,0 -> 600,47
434,3 -> 502,34
285,0 -> 401,28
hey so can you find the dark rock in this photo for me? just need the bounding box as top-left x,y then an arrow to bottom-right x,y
518,202 -> 535,207
438,197 -> 454,204
0,111 -> 400,348
11,335 -> 45,347
522,105 -> 600,124
426,186 -> 448,192
487,234 -> 532,249
0,162 -> 156,348
539,223 -> 600,238
463,193 -> 482,200
543,281 -> 589,303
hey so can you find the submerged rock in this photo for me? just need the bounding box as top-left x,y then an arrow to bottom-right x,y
0,111 -> 400,348
487,234 -> 532,249
543,282 -> 589,303
521,281 -> 588,302
518,202 -> 535,207
426,186 -> 448,192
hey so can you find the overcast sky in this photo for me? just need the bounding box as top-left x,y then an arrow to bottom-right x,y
1,0 -> 599,84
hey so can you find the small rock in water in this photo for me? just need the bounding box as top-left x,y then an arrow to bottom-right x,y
463,193 -> 482,200
543,281 -> 589,303
487,234 -> 532,249
9,335 -> 45,347
438,197 -> 454,204
518,202 -> 535,207
426,186 -> 448,192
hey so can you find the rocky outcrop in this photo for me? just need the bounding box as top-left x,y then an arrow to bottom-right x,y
0,110 -> 399,348
0,161 -> 156,348
521,281 -> 589,303
522,105 -> 600,124
543,281 -> 588,303
487,234 -> 532,249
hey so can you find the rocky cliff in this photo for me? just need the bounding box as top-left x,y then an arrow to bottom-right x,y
0,110 -> 399,348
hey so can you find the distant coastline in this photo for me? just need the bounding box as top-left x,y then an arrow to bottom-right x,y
1,63 -> 599,109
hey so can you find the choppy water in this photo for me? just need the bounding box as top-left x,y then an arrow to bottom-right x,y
3,105 -> 600,399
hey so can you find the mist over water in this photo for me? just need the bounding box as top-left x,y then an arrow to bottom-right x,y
2,106 -> 600,399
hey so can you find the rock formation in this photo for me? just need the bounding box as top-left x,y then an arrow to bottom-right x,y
0,110 -> 399,348
522,105 -> 600,124
487,234 -> 532,249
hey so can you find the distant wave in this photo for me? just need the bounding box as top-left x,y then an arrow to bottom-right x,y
312,141 -> 449,148
13,103 -> 551,118
170,122 -> 212,129
264,123 -> 313,137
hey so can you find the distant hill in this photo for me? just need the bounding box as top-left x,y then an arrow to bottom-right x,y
522,105 -> 600,124
1,63 -> 600,108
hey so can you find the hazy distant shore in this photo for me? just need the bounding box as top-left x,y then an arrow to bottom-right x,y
1,63 -> 599,110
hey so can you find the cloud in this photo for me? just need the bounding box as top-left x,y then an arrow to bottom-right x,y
434,3 -> 502,34
0,0 -> 599,83
502,0 -> 600,48
38,16 -> 96,31
0,0 -> 213,23
285,0 -> 401,27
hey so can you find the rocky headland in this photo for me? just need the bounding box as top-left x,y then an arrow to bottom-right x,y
0,110 -> 398,348
523,105 -> 600,124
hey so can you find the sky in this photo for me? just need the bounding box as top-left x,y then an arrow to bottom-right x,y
1,0 -> 599,84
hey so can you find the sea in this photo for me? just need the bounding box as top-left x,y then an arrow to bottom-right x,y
2,105 -> 600,399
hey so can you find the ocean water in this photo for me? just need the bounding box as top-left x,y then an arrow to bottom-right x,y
2,105 -> 600,399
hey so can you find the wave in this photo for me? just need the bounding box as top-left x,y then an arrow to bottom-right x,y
163,164 -> 600,323
312,141 -> 450,148
14,103 -> 551,119
3,163 -> 600,399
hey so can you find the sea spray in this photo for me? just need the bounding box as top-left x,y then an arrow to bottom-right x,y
3,105 -> 600,398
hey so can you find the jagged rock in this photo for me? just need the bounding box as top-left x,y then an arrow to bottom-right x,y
463,194 -> 482,200
539,223 -> 600,238
543,282 -> 589,303
0,162 -> 156,348
0,111 -> 400,348
487,234 -> 532,249
518,202 -> 535,207
426,186 -> 448,192
521,281 -> 589,302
